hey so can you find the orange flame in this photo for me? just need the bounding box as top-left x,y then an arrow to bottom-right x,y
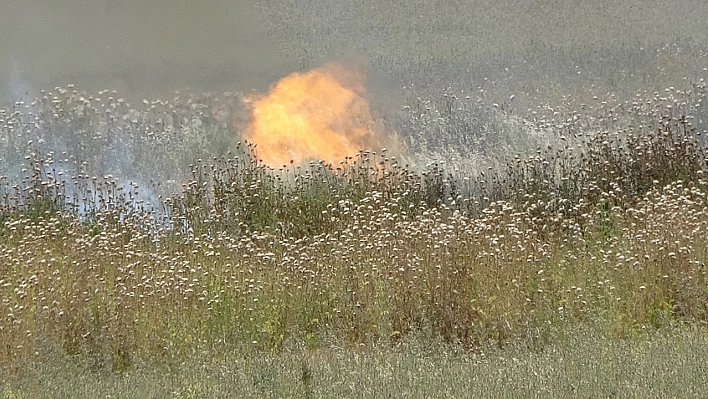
240,63 -> 390,167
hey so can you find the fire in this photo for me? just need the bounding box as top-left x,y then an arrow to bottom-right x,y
239,63 -> 393,167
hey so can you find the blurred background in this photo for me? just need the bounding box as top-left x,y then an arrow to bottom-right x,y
2,0 -> 707,107
0,0 -> 295,103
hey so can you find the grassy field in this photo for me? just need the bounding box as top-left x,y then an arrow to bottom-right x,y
2,1 -> 708,398
1,84 -> 708,397
4,327 -> 708,398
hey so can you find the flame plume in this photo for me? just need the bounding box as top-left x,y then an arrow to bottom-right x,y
239,63 -> 393,167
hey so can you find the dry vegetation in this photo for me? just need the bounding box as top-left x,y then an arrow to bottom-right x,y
1,77 -> 708,386
2,1 -> 708,397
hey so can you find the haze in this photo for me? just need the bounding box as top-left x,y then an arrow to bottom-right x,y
0,0 -> 294,102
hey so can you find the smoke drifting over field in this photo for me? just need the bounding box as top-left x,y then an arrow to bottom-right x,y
2,0 -> 708,173
0,0 -> 293,103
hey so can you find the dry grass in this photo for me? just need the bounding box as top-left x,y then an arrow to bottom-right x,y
1,80 -> 708,382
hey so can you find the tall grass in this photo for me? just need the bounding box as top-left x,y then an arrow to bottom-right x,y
1,81 -> 708,378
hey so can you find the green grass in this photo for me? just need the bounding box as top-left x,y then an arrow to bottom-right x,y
4,326 -> 707,398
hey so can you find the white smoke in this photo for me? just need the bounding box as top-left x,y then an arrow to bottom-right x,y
6,56 -> 34,103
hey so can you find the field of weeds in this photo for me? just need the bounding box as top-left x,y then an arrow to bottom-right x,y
3,0 -> 708,397
1,80 -> 708,396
